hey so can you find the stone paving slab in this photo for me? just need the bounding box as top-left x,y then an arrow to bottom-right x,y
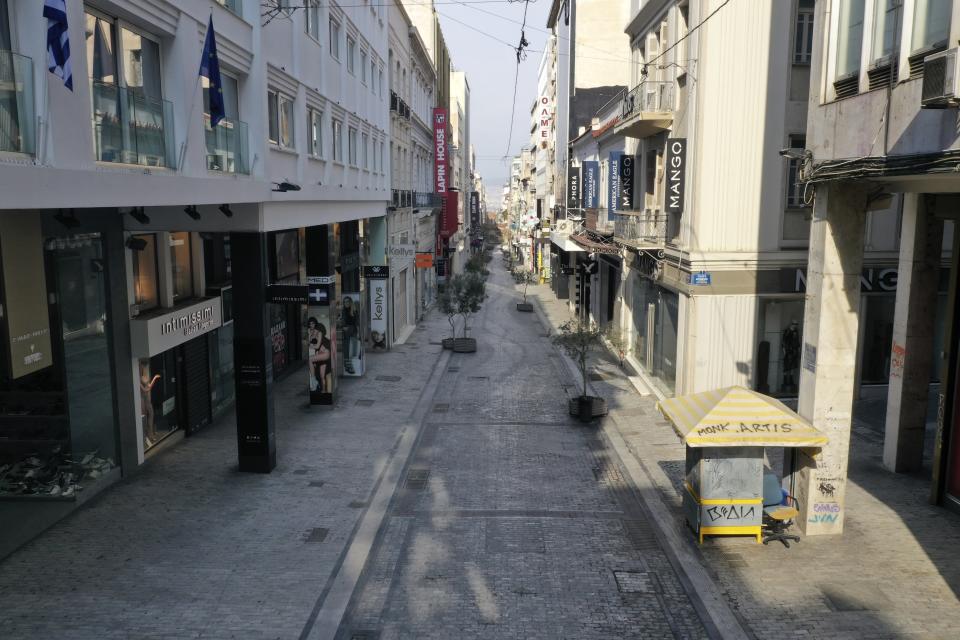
527,279 -> 960,640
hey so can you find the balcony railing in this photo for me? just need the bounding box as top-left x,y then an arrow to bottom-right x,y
414,192 -> 443,209
0,51 -> 35,155
613,209 -> 668,248
391,189 -> 415,208
92,81 -> 175,168
214,0 -> 242,14
205,115 -> 250,174
617,80 -> 675,138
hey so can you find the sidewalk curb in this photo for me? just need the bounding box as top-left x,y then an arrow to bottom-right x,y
301,339 -> 452,640
529,292 -> 750,640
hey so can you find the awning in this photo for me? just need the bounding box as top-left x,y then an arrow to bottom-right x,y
657,386 -> 828,448
550,234 -> 585,252
570,233 -> 620,255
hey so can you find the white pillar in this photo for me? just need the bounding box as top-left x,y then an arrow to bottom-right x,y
794,183 -> 868,536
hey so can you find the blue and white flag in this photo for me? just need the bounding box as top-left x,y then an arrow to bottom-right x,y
199,16 -> 224,127
43,0 -> 73,91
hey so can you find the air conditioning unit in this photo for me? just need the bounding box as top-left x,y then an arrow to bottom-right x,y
921,48 -> 958,108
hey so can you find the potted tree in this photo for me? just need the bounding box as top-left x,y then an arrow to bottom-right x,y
438,280 -> 460,350
453,272 -> 487,353
512,267 -> 537,312
552,318 -> 608,422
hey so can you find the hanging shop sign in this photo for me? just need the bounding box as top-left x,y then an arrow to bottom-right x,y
130,297 -> 223,358
666,138 -> 687,214
433,108 -> 448,193
0,215 -> 53,379
470,191 -> 481,228
265,284 -> 309,304
415,252 -> 434,268
567,166 -> 581,210
538,95 -> 552,146
387,244 -> 416,262
368,277 -> 389,350
363,264 -> 390,279
583,161 -> 599,209
307,275 -> 336,285
440,191 -> 459,239
608,151 -> 623,222
619,155 -> 636,211
435,257 -> 447,277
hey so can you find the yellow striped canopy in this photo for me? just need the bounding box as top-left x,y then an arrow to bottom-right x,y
656,386 -> 828,448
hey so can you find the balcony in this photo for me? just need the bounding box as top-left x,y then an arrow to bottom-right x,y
214,0 -> 242,15
413,192 -> 443,209
92,81 -> 175,168
0,51 -> 35,155
205,115 -> 250,174
613,208 -> 667,249
390,91 -> 411,120
391,189 -> 415,208
615,81 -> 674,138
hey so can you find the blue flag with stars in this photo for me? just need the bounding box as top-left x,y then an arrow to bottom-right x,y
200,16 -> 224,127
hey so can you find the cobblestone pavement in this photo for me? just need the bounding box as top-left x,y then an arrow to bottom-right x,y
337,263 -> 711,640
529,278 -> 960,640
0,311 -> 449,639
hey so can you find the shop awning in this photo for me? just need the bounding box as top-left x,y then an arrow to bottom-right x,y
550,234 -> 585,252
570,233 -> 620,255
657,386 -> 828,448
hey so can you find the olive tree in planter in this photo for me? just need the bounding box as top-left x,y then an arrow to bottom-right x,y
454,272 -> 487,353
438,280 -> 460,350
552,318 -> 608,422
512,267 -> 537,312
465,254 -> 490,279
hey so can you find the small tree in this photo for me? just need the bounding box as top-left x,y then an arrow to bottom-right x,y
512,267 -> 538,304
605,328 -> 628,368
456,272 -> 487,338
552,319 -> 605,398
438,280 -> 460,341
465,254 -> 490,278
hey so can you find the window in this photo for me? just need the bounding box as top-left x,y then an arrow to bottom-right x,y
371,60 -> 377,93
305,0 -> 321,40
332,119 -> 343,162
348,126 -> 358,165
361,50 -> 368,84
170,232 -> 194,303
645,150 -> 657,208
378,67 -> 384,97
131,234 -> 159,310
794,0 -> 814,64
309,108 -> 323,158
347,36 -> 356,74
362,132 -> 369,169
911,0 -> 952,54
373,137 -> 379,171
785,135 -> 808,208
379,140 -> 385,173
871,0 -> 902,62
214,0 -> 241,15
268,90 -> 294,148
836,0 -> 866,78
329,17 -> 341,59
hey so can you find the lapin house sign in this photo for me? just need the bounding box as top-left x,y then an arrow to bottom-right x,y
433,108 -> 448,193
666,138 -> 687,213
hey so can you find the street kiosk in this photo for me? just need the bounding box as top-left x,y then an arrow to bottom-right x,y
657,386 -> 828,543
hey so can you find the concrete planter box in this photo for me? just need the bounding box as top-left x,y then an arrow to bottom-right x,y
568,396 -> 607,423
516,303 -> 534,312
452,337 -> 477,353
441,337 -> 455,350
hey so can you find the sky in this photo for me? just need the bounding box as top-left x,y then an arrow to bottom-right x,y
432,0 -> 553,209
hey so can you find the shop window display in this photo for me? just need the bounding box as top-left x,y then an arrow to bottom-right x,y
169,231 -> 193,303
140,351 -> 179,450
131,233 -> 158,310
756,299 -> 806,396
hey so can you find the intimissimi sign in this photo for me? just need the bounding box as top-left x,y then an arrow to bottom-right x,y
131,297 -> 223,358
433,108 -> 448,193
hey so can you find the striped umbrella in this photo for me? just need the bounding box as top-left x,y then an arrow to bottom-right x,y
657,386 -> 828,448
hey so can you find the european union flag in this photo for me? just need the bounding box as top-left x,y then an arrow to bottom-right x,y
199,16 -> 224,127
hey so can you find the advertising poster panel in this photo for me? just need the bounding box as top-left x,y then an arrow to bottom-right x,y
306,284 -> 336,405
364,266 -> 390,350
339,292 -> 364,376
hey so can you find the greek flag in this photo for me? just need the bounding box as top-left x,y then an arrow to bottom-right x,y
43,0 -> 73,91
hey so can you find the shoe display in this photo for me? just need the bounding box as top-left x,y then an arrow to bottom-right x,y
0,447 -> 116,498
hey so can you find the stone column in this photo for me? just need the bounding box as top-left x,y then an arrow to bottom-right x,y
794,182 -> 868,535
884,194 -> 943,472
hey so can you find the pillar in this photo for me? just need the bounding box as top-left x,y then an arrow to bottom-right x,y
883,194 -> 943,472
230,232 -> 276,473
794,182 -> 868,535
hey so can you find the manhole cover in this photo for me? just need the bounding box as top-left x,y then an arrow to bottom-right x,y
447,367 -> 460,373
468,376 -> 489,381
376,375 -> 402,382
820,583 -> 891,611
433,403 -> 449,413
621,519 -> 661,551
305,527 -> 328,543
348,500 -> 368,508
613,570 -> 660,594
406,469 -> 430,490
308,481 -> 325,488
355,399 -> 374,406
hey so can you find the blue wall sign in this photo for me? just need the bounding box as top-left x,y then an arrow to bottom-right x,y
690,271 -> 712,286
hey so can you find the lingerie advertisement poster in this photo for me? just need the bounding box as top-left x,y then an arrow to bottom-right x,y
306,285 -> 336,405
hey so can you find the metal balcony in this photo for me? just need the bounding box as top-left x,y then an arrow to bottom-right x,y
0,51 -> 35,155
414,192 -> 443,209
92,81 -> 175,168
613,208 -> 667,249
205,115 -> 250,174
615,81 -> 674,138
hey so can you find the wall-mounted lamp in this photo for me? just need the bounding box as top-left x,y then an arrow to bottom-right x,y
125,236 -> 148,251
128,206 -> 150,225
184,205 -> 201,220
53,209 -> 80,229
272,180 -> 301,192
218,204 -> 233,218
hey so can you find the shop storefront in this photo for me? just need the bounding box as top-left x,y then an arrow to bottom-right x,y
625,270 -> 679,395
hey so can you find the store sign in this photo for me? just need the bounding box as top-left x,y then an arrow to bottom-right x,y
131,297 -> 223,358
583,161 -> 599,209
265,284 -> 309,304
619,155 -> 636,210
666,138 -> 687,214
608,151 -> 623,222
537,95 -> 551,145
415,252 -> 434,268
470,191 -> 481,228
781,267 -> 899,293
433,108 -> 448,193
0,215 -> 52,379
440,191 -> 459,239
388,244 -> 416,262
567,166 -> 581,210
368,278 -> 389,349
362,265 -> 390,279
307,275 -> 336,285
